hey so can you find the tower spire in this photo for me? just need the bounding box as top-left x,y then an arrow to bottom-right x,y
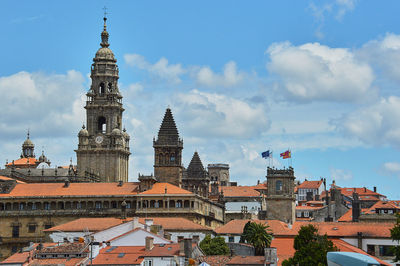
101,7 -> 109,48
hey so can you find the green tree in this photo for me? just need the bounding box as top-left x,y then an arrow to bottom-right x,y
199,234 -> 230,255
390,213 -> 400,262
241,222 -> 273,255
282,224 -> 337,266
240,221 -> 252,243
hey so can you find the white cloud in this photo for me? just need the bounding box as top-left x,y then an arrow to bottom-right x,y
124,54 -> 185,84
382,162 -> 400,174
358,33 -> 400,82
334,96 -> 400,147
0,71 -> 86,139
266,41 -> 375,102
175,90 -> 269,139
330,168 -> 353,181
193,61 -> 245,88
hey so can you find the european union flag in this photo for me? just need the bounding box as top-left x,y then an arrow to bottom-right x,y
261,150 -> 271,158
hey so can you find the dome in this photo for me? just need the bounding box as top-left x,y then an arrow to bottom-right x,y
23,138 -> 34,147
79,125 -> 89,137
112,128 -> 122,136
95,47 -> 115,60
39,153 -> 47,162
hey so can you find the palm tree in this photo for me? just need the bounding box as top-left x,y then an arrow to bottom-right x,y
242,222 -> 273,255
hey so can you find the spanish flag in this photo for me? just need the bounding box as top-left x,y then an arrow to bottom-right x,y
280,150 -> 291,159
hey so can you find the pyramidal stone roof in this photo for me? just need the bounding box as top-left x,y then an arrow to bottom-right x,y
186,152 -> 208,179
156,108 -> 181,145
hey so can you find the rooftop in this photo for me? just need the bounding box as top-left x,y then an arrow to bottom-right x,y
44,217 -> 130,232
138,217 -> 213,231
139,182 -> 192,195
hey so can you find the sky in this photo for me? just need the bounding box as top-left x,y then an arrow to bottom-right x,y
1,0 -> 400,199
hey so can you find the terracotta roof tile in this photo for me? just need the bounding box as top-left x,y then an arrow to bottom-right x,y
198,255 -> 231,266
29,257 -> 89,265
93,246 -> 144,265
221,186 -> 261,197
0,182 -> 139,198
142,243 -> 180,257
295,205 -> 324,210
6,157 -> 38,166
226,255 -> 265,265
138,217 -> 213,231
297,180 -> 323,189
0,175 -> 25,183
139,182 -> 192,195
214,219 -> 287,235
366,200 -> 400,212
44,217 -> 130,232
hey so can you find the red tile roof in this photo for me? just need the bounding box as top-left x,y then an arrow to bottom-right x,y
226,256 -> 265,265
92,246 -> 144,265
221,186 -> 261,197
295,205 -> 324,210
44,217 -> 130,232
0,182 -> 139,197
29,257 -> 89,265
139,182 -> 192,195
269,237 -> 390,266
6,157 -> 38,167
138,217 -> 213,231
297,180 -> 323,189
214,219 -> 287,235
198,255 -> 231,266
0,175 -> 25,183
276,222 -> 395,238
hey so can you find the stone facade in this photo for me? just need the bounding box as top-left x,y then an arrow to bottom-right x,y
266,167 -> 296,224
208,164 -> 230,186
75,17 -> 130,182
153,108 -> 183,187
0,180 -> 224,260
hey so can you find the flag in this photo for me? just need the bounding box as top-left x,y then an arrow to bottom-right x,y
280,150 -> 291,159
261,150 -> 271,158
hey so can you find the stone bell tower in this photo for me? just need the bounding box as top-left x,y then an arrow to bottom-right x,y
75,16 -> 130,182
266,167 -> 296,224
153,108 -> 183,187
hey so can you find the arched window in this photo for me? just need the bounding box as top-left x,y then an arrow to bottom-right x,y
108,83 -> 112,92
98,116 -> 106,133
276,180 -> 283,191
99,83 -> 105,95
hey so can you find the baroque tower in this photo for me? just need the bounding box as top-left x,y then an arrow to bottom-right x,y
75,17 -> 130,182
266,167 -> 296,224
153,108 -> 183,187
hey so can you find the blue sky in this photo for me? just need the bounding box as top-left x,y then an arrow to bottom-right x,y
1,0 -> 400,199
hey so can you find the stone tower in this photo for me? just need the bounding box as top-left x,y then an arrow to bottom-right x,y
75,17 -> 130,182
266,167 -> 296,224
153,108 -> 183,187
182,152 -> 210,197
208,164 -> 230,186
21,131 -> 35,158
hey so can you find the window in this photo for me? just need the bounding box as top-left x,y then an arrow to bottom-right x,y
11,246 -> 17,254
32,203 -> 37,210
76,202 -> 82,209
44,202 -> 50,210
379,245 -> 394,256
99,82 -> 105,95
367,245 -> 375,255
144,260 -> 153,266
388,210 -> 393,214
176,201 -> 182,208
95,202 -> 102,209
28,224 -> 36,233
276,180 -> 283,191
304,211 -> 309,218
12,226 -> 19,238
19,203 -> 24,210
296,212 -> 302,218
98,116 -> 106,133
177,236 -> 184,242
126,202 -> 131,209
229,236 -> 234,243
170,156 -> 175,162
44,224 -> 52,229
111,202 -> 117,208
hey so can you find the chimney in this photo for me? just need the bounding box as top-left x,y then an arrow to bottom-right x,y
145,219 -> 153,231
118,180 -> 123,186
183,238 -> 192,259
63,180 -> 70,188
132,217 -> 139,229
373,186 -> 377,193
145,237 -> 154,251
364,187 -> 366,192
264,247 -> 277,265
352,193 -> 361,222
179,239 -> 185,256
121,200 -> 127,220
357,232 -> 363,249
